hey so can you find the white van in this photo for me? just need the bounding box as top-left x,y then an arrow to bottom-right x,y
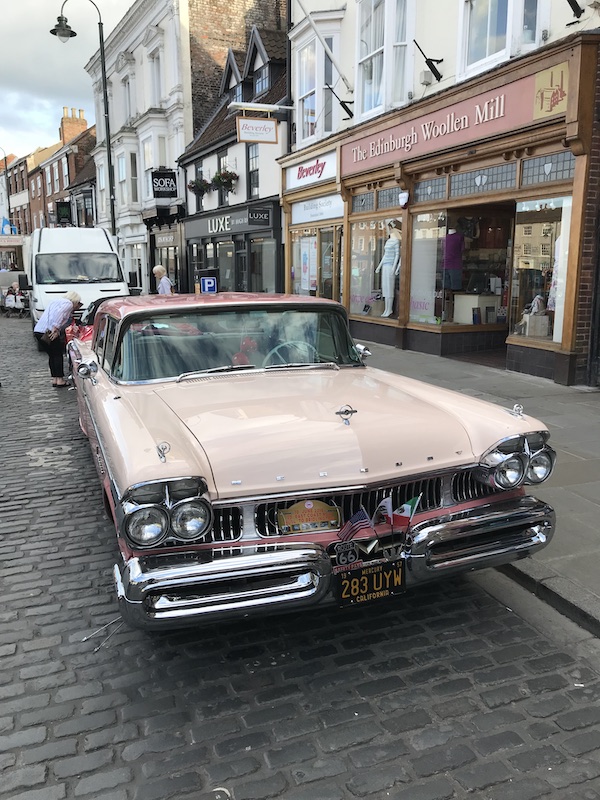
21,228 -> 130,324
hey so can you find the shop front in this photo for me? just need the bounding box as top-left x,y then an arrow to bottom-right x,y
282,33 -> 600,384
183,200 -> 282,294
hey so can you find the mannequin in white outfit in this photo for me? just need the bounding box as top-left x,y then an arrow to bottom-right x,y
375,221 -> 401,317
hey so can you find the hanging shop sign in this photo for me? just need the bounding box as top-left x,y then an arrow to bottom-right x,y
155,231 -> 176,247
236,117 -> 278,144
341,62 -> 569,177
286,151 -> 337,191
152,170 -> 178,198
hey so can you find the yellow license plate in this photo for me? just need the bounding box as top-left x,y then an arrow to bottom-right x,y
333,560 -> 404,607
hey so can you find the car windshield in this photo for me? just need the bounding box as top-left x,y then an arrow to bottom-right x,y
112,306 -> 364,382
35,253 -> 123,284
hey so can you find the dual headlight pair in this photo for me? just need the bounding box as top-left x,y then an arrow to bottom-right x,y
477,432 -> 555,491
121,478 -> 213,548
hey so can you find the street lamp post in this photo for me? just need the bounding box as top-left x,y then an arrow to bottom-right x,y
50,0 -> 117,237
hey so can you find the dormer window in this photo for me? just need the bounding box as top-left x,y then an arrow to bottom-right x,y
254,65 -> 269,96
231,82 -> 243,103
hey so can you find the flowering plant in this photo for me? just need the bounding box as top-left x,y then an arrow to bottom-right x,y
187,177 -> 213,195
211,169 -> 238,192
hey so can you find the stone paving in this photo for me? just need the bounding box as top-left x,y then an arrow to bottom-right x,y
2,314 -> 600,800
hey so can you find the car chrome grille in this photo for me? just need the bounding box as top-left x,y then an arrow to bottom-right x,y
452,469 -> 501,503
255,477 -> 444,538
211,507 -> 243,542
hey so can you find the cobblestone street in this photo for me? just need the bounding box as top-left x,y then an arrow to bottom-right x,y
3,314 -> 600,800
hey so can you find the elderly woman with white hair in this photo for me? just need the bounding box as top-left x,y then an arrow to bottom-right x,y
152,264 -> 174,295
33,291 -> 83,387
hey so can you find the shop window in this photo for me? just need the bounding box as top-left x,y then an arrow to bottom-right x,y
450,163 -> 516,197
378,187 -> 404,210
349,218 -> 401,317
510,197 -> 571,345
216,240 -> 235,291
521,152 -> 575,186
409,210 -> 510,327
291,226 -> 343,300
352,192 -> 374,213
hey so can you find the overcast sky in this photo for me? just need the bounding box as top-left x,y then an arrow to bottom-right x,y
0,0 -> 136,160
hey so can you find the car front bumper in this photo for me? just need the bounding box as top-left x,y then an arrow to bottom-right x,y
114,495 -> 555,630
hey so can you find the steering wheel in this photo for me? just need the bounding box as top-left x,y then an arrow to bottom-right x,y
262,340 -> 318,367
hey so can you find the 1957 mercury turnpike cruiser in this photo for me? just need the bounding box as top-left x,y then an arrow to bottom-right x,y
68,293 -> 556,630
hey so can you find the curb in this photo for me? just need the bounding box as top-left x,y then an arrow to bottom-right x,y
499,560 -> 600,639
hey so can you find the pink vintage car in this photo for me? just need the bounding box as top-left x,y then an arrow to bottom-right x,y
68,293 -> 556,630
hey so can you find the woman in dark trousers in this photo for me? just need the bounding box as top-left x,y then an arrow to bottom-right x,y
33,291 -> 82,387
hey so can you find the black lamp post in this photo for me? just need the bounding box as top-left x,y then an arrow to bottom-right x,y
50,0 -> 117,237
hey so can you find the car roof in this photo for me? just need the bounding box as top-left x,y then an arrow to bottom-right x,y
99,292 -> 343,321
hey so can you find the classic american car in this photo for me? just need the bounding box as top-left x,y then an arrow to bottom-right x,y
68,293 -> 556,630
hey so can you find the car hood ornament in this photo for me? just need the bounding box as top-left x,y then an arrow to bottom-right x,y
336,404 -> 358,425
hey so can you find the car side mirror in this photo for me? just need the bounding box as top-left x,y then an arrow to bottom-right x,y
355,343 -> 372,358
77,361 -> 99,384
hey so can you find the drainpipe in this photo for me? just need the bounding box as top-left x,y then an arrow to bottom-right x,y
587,208 -> 600,385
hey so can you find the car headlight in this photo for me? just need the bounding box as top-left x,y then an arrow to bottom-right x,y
493,455 -> 526,489
526,449 -> 555,483
126,506 -> 169,547
170,500 -> 213,541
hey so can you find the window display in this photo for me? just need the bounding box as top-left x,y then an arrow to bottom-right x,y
349,218 -> 402,317
409,208 -> 510,326
291,226 -> 343,301
510,197 -> 571,344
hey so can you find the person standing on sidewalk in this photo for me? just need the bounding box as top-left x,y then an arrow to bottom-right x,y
153,265 -> 174,295
33,291 -> 82,388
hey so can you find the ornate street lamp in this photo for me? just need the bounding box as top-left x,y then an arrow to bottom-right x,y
50,0 -> 117,236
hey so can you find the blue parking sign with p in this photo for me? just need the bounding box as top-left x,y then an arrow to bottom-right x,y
200,276 -> 217,294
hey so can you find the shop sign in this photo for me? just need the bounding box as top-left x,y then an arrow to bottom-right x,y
0,235 -> 23,246
286,151 -> 337,190
152,170 -> 178,198
236,117 -> 278,144
341,63 -> 569,177
248,207 -> 271,226
291,194 -> 344,225
185,206 -> 273,238
155,232 -> 176,246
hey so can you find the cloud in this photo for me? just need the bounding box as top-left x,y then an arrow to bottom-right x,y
0,0 -> 134,158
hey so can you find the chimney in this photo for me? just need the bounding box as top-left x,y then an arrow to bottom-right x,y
59,107 -> 88,144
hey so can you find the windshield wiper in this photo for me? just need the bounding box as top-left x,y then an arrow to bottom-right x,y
176,363 -> 256,382
263,362 -> 340,371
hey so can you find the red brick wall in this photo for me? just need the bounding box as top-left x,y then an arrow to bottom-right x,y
187,0 -> 286,133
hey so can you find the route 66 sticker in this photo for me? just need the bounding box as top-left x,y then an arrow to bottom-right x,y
333,541 -> 359,567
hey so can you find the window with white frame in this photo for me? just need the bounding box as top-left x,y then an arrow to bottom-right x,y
142,138 -> 153,198
37,175 -> 41,196
248,144 -> 259,198
117,154 -> 127,205
97,164 -> 106,214
158,136 -> 167,168
130,152 -> 139,203
45,166 -> 51,196
62,157 -> 68,187
53,162 -> 60,193
358,0 -> 411,117
254,64 -> 269,96
292,12 -> 344,145
231,82 -> 243,103
459,0 -> 541,76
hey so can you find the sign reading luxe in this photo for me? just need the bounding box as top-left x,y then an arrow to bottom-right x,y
341,64 -> 569,177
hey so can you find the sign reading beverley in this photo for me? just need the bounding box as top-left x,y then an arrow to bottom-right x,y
341,63 -> 569,177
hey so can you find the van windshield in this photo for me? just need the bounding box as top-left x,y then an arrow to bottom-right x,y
35,253 -> 123,284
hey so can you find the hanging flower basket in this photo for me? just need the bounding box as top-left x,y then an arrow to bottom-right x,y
211,169 -> 238,193
187,177 -> 213,196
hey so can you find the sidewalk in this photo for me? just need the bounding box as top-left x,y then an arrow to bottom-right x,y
363,339 -> 600,637
2,312 -> 599,636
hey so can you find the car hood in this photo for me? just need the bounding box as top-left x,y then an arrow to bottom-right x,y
139,367 -> 542,498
